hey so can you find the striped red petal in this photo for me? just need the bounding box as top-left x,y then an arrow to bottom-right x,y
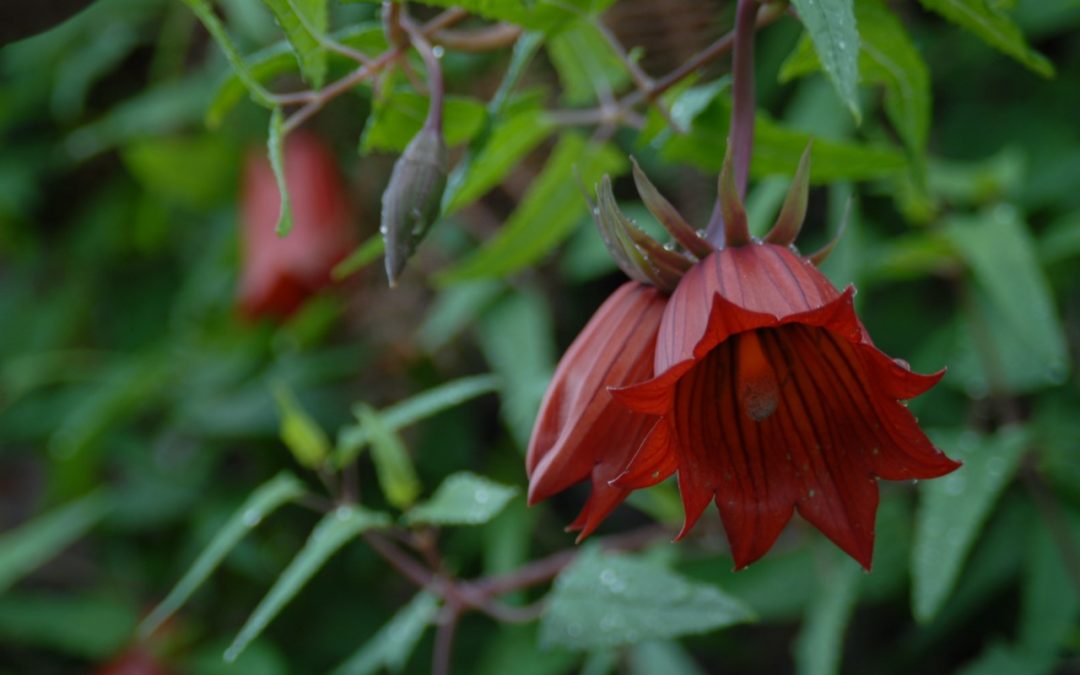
526,282 -> 668,539
614,245 -> 959,569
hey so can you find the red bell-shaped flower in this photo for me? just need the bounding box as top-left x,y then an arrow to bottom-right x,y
612,152 -> 960,570
237,131 -> 357,320
526,281 -> 670,540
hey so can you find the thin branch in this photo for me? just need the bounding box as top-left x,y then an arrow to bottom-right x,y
433,23 -> 522,52
432,604 -> 461,675
401,12 -> 445,130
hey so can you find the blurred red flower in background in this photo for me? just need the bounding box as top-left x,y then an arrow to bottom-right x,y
526,282 -> 669,540
237,131 -> 356,320
527,151 -> 960,569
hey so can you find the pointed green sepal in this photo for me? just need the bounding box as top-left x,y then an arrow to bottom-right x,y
631,158 -> 713,259
765,141 -> 812,246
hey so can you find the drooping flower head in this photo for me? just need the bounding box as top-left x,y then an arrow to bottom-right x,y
528,145 -> 960,569
238,131 -> 357,320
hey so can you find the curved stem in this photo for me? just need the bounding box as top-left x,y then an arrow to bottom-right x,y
705,0 -> 759,245
401,12 -> 444,133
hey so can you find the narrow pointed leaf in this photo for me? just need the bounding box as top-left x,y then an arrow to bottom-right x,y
267,108 -> 293,237
261,0 -> 328,87
911,427 -> 1028,622
274,385 -> 330,469
140,473 -> 306,638
789,0 -> 862,122
0,492 -> 111,594
405,472 -> 518,526
225,505 -> 390,662
793,552 -> 862,675
809,198 -> 851,266
766,143 -> 812,246
918,0 -> 1054,77
180,0 -> 274,109
357,405 -> 421,509
337,375 -> 500,466
631,158 -> 713,258
330,591 -> 440,675
541,548 -> 754,649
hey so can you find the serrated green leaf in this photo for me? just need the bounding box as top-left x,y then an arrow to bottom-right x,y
0,492 -> 111,594
330,591 -> 440,675
140,472 -> 306,638
180,0 -> 274,108
790,0 -> 862,122
261,0 -> 328,87
781,0 -> 929,158
540,548 -> 754,650
477,291 -> 555,450
206,24 -> 387,128
225,505 -> 390,662
793,553 -> 862,675
267,107 -> 293,236
944,207 -> 1069,391
912,427 -> 1029,622
336,375 -> 500,466
273,384 -> 330,469
405,472 -> 518,526
919,0 -> 1054,77
437,134 -> 626,283
443,108 -> 555,213
547,19 -> 630,105
356,405 -> 421,509
361,90 -> 487,153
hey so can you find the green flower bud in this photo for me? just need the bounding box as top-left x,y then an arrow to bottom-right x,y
380,126 -> 448,285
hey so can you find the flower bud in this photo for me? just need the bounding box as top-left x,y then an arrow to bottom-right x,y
380,126 -> 448,286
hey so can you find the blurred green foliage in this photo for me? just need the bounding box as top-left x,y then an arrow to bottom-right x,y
1,0 -> 1079,673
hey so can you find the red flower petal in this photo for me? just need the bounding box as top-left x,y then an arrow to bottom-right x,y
616,273 -> 959,569
526,282 -> 668,538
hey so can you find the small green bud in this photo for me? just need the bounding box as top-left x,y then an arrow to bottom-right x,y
380,126 -> 448,285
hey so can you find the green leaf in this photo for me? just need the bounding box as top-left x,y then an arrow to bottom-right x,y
336,374 -> 500,466
781,0 -> 930,158
267,107 -> 293,236
206,24 -> 387,128
540,548 -> 754,650
954,642 -> 1058,675
362,90 -> 486,153
789,0 -> 862,122
261,0 -> 328,87
1018,516 -> 1079,654
0,492 -> 110,594
330,591 -> 440,675
405,472 -> 518,526
547,19 -> 630,104
274,384 -> 331,469
918,0 -> 1054,77
225,505 -> 390,662
356,405 -> 422,509
437,134 -> 626,283
944,207 -> 1069,391
140,472 -> 307,637
179,0 -> 274,108
793,553 -> 862,675
417,281 -> 505,353
332,235 -> 386,281
911,427 -> 1029,622
0,592 -> 136,659
121,135 -> 239,208
376,0 -> 615,34
443,108 -> 556,214
477,291 -> 556,449
660,92 -> 906,182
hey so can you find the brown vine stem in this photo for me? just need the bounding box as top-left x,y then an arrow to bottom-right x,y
433,23 -> 522,52
548,2 -> 784,129
279,8 -> 468,134
432,604 -> 461,675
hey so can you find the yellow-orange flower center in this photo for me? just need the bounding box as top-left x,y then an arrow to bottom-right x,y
735,330 -> 779,422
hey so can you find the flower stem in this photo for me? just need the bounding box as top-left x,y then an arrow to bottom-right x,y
706,0 -> 759,245
401,10 -> 445,133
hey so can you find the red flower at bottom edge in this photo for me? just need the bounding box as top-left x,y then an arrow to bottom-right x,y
238,131 -> 357,320
526,282 -> 670,540
612,244 -> 961,569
